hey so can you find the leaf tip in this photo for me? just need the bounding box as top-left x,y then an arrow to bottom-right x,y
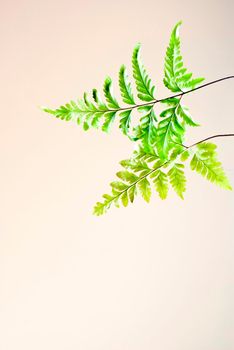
41,106 -> 56,115
133,42 -> 141,56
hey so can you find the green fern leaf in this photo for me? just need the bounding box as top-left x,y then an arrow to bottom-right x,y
157,105 -> 185,158
134,106 -> 158,151
92,89 -> 108,111
168,163 -> 186,198
132,44 -> 156,101
103,77 -> 120,109
93,149 -> 167,215
176,104 -> 199,127
119,110 -> 132,135
102,111 -> 117,132
137,178 -> 151,202
116,170 -> 138,183
164,21 -> 204,93
190,143 -> 232,190
42,103 -> 77,122
119,65 -> 135,105
110,181 -> 128,192
150,170 -> 169,199
180,150 -> 190,162
128,184 -> 137,203
93,201 -> 108,216
120,191 -> 129,207
43,94 -> 109,131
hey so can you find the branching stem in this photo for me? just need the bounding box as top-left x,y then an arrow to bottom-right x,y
115,75 -> 234,112
174,133 -> 234,149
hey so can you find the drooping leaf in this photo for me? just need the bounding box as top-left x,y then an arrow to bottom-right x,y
157,104 -> 185,159
150,170 -> 169,199
137,178 -> 151,202
133,106 -> 158,151
119,110 -> 132,135
168,163 -> 186,198
190,143 -> 232,190
176,104 -> 199,127
102,111 -> 117,132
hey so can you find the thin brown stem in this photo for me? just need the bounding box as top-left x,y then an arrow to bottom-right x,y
114,75 -> 234,113
187,133 -> 234,148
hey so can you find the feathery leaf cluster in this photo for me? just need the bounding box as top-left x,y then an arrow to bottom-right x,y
43,22 -> 232,215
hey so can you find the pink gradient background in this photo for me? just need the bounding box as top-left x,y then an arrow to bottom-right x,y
0,0 -> 234,349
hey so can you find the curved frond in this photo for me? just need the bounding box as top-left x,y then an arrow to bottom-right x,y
132,44 -> 156,101
157,103 -> 185,158
103,77 -> 120,109
119,65 -> 135,105
164,21 -> 205,93
119,110 -> 132,136
133,106 -> 158,151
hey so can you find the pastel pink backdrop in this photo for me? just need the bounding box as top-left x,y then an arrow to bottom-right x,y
0,0 -> 234,349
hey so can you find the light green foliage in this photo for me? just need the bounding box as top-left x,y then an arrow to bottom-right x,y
157,98 -> 199,158
93,148 -> 167,215
157,98 -> 185,158
133,105 -> 158,151
103,77 -> 120,109
119,110 -> 132,136
164,21 -> 204,92
150,170 -> 169,199
168,163 -> 186,199
190,143 -> 232,190
119,65 -> 135,105
43,22 -> 232,215
132,44 -> 156,101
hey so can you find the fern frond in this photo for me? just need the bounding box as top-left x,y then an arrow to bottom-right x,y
93,149 -> 168,215
132,44 -> 156,101
42,97 -> 105,130
119,65 -> 135,105
157,102 -> 185,158
190,143 -> 232,190
102,111 -> 117,132
44,22 -> 232,216
92,89 -> 107,111
164,21 -> 205,93
103,77 -> 120,109
150,170 -> 169,199
137,178 -> 151,202
157,96 -> 199,158
176,103 -> 199,127
168,163 -> 186,198
119,110 -> 132,136
133,106 -> 158,151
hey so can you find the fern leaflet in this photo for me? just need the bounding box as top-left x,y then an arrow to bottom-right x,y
119,65 -> 135,105
164,21 -> 204,93
132,44 -> 156,101
190,143 -> 232,190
